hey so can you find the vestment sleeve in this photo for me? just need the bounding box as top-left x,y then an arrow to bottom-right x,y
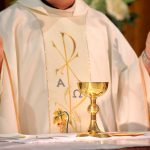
104,15 -> 150,131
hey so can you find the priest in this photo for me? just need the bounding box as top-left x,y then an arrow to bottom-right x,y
0,0 -> 150,134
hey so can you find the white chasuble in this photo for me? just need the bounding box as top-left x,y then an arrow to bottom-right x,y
0,0 -> 150,134
34,12 -> 91,132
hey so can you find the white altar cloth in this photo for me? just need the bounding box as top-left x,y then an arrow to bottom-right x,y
1,133 -> 150,150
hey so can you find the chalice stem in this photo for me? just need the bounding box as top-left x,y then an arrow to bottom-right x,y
88,97 -> 101,134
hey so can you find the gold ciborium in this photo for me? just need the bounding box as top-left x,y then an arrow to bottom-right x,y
78,82 -> 109,138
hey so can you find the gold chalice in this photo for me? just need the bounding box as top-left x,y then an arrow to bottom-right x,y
78,82 -> 109,138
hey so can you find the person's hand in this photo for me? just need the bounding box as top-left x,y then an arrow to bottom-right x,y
142,32 -> 150,74
0,37 -> 4,73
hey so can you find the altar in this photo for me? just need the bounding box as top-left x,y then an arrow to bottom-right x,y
1,132 -> 150,150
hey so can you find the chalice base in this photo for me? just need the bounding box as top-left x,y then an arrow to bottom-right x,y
77,131 -> 111,138
91,132 -> 111,138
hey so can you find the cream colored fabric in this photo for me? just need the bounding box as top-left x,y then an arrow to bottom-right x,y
33,7 -> 92,132
0,0 -> 149,134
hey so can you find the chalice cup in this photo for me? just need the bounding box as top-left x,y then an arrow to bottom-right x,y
78,82 -> 109,138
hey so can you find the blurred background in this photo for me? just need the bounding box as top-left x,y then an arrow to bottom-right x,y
0,0 -> 150,56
